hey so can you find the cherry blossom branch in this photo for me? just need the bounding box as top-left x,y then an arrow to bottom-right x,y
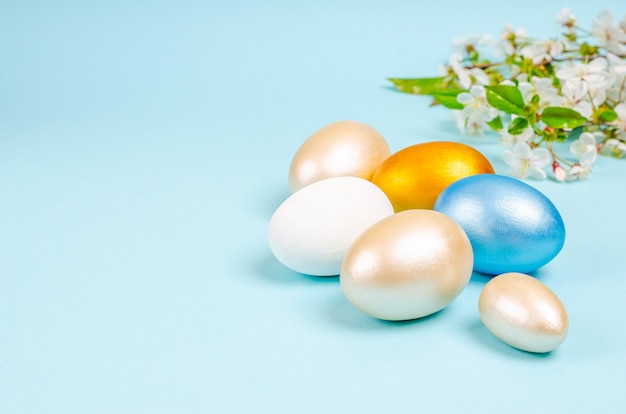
389,7 -> 626,182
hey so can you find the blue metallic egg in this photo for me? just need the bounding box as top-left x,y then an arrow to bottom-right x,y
434,174 -> 565,275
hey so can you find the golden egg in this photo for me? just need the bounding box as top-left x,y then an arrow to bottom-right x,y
370,141 -> 495,211
288,121 -> 391,193
340,210 -> 473,321
478,272 -> 569,353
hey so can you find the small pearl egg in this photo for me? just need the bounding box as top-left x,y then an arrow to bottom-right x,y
288,121 -> 390,193
478,272 -> 569,353
340,210 -> 473,320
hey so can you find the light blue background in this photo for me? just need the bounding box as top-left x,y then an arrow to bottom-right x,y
2,1 -> 625,413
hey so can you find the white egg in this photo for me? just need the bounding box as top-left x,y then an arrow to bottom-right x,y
478,272 -> 569,353
268,177 -> 394,276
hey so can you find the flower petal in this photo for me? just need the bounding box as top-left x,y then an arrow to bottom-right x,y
456,92 -> 474,105
501,150 -> 519,167
580,149 -> 598,166
615,103 -> 626,120
469,84 -> 486,97
512,142 -> 532,158
588,57 -> 608,73
573,101 -> 592,119
530,147 -> 551,168
570,140 -> 585,156
469,69 -> 490,86
580,132 -> 596,145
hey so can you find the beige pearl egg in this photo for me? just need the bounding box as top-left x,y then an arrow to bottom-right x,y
478,272 -> 569,353
288,121 -> 390,193
340,210 -> 473,321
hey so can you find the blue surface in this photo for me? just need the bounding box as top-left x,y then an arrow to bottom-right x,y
1,1 -> 626,413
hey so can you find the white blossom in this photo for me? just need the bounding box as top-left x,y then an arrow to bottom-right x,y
559,87 -> 593,119
607,53 -> 626,74
448,53 -> 490,89
500,124 -> 534,147
453,110 -> 496,135
556,8 -> 576,28
557,59 -> 608,118
451,34 -> 493,55
606,54 -> 626,103
606,81 -> 624,103
570,132 -> 598,163
573,101 -> 593,119
566,151 -> 596,181
520,40 -> 564,64
556,57 -> 608,101
563,133 -> 599,181
500,24 -> 527,42
494,24 -> 527,56
454,85 -> 499,135
516,76 -> 563,108
502,143 -> 551,179
591,75 -> 615,107
591,10 -> 626,55
600,138 -> 626,157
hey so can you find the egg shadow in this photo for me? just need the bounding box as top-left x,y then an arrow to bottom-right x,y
251,253 -> 340,286
469,271 -> 494,285
469,269 -> 543,286
525,267 -> 552,282
468,319 -> 553,360
325,292 -> 445,332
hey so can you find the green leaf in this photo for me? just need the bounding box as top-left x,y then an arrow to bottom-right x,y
485,85 -> 525,115
530,94 -> 540,105
541,107 -> 588,129
508,117 -> 529,135
600,108 -> 618,122
432,90 -> 464,110
556,130 -> 569,142
387,77 -> 447,95
486,116 -> 503,131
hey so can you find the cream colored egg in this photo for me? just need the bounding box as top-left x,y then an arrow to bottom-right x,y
340,210 -> 473,321
288,120 -> 391,193
478,272 -> 569,353
268,177 -> 394,276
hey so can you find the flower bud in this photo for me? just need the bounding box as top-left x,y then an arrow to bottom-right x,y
553,162 -> 566,182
